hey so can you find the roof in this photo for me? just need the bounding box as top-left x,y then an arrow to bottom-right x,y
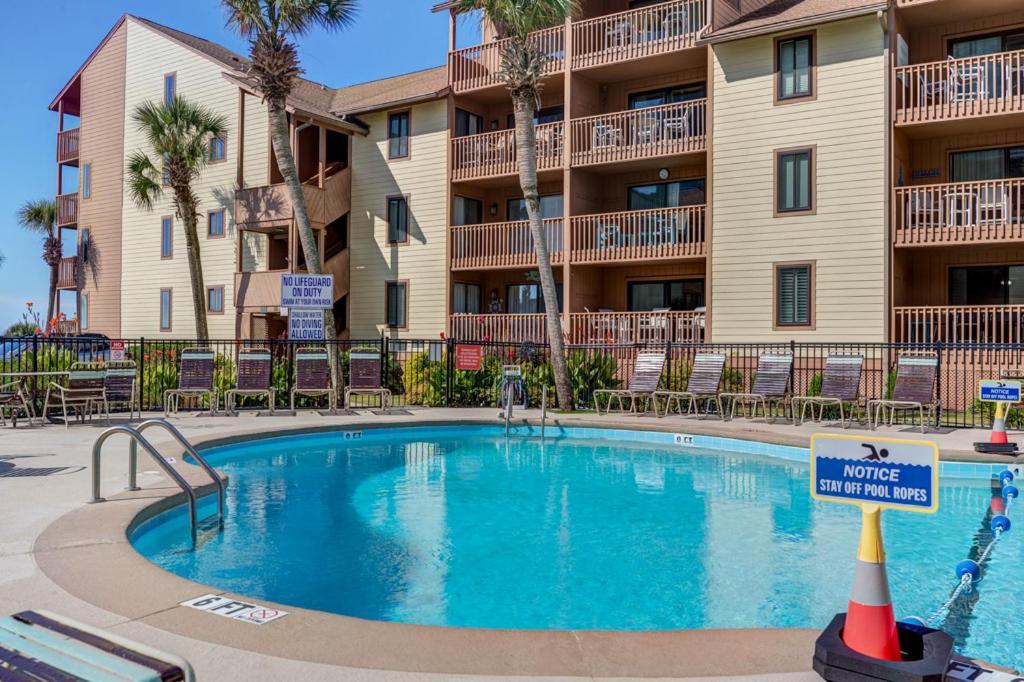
331,66 -> 449,116
705,0 -> 886,42
131,16 -> 249,71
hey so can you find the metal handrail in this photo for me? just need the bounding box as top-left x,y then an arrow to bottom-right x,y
541,385 -> 548,439
504,383 -> 513,437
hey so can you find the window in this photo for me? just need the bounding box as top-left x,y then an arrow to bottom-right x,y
164,73 -> 176,105
80,294 -> 89,330
453,282 -> 482,314
627,180 -> 705,210
162,153 -> 170,186
160,216 -> 173,258
628,83 -> 706,109
80,228 -> 91,263
209,135 -> 226,162
160,289 -> 172,331
455,109 -> 483,137
453,196 -> 483,226
507,105 -> 564,129
775,264 -> 813,327
386,281 -> 408,328
207,286 -> 225,314
776,148 -> 814,214
207,209 -> 225,238
388,111 -> 410,159
506,283 -> 562,314
507,194 -> 564,221
950,146 -> 1024,182
627,279 -> 704,311
81,163 -> 91,199
387,196 -> 409,243
776,34 -> 814,101
949,265 -> 1024,306
950,30 -> 1024,57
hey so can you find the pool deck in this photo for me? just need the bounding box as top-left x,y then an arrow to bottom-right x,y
1,408 -> 1020,681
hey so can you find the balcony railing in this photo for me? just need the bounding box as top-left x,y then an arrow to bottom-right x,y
572,0 -> 706,70
894,179 -> 1024,246
56,193 -> 78,227
234,270 -> 288,310
449,310 -> 705,344
235,167 -> 350,229
451,218 -> 564,270
570,206 -> 705,263
570,100 -> 706,167
56,129 -> 80,165
893,305 -> 1024,344
449,25 -> 566,93
56,256 -> 78,290
894,50 -> 1024,124
451,122 -> 564,181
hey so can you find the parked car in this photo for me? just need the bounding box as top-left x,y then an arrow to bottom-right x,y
69,333 -> 112,363
0,338 -> 30,361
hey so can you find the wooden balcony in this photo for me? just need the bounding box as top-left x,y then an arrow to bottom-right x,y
55,318 -> 79,336
894,179 -> 1024,247
449,25 -> 565,93
571,0 -> 706,71
56,193 -> 78,227
449,310 -> 705,344
451,122 -> 564,181
570,100 -> 706,167
894,50 -> 1024,125
571,206 -> 705,263
893,305 -> 1024,344
234,270 -> 287,310
451,219 -> 563,270
235,167 -> 350,230
56,129 -> 80,165
56,256 -> 78,290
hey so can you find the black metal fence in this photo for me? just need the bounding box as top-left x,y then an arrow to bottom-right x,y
3,335 -> 1024,428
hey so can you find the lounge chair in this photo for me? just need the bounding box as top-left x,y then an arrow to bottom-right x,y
0,378 -> 33,427
104,360 -> 138,421
291,346 -> 336,413
42,362 -> 108,429
164,348 -> 218,416
344,350 -> 392,412
594,351 -> 665,415
226,347 -> 275,415
867,354 -> 939,433
721,353 -> 793,422
653,352 -> 726,418
792,355 -> 864,428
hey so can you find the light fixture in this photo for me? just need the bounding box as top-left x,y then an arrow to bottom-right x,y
489,203 -> 498,217
658,168 -> 670,180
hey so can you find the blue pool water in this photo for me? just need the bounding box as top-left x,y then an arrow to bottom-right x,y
131,426 -> 1022,671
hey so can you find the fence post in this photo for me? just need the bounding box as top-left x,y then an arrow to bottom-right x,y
934,341 -> 943,428
790,339 -> 796,392
664,340 -> 671,389
380,334 -> 388,409
446,338 -> 454,407
139,337 -> 146,412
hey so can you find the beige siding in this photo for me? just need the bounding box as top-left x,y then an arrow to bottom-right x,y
349,100 -> 449,338
78,22 -> 127,337
710,16 -> 887,342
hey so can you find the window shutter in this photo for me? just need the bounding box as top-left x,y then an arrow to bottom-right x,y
778,266 -> 810,325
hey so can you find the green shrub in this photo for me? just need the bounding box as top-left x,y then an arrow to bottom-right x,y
969,399 -> 1024,429
722,367 -> 745,393
660,359 -> 692,392
568,351 -> 620,409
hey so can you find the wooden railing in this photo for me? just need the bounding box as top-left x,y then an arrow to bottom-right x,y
894,179 -> 1024,246
235,167 -> 350,228
451,122 -> 564,181
234,270 -> 287,310
570,100 -> 706,166
572,0 -> 706,70
56,256 -> 78,289
449,25 -> 566,92
894,50 -> 1024,124
571,206 -> 705,263
448,311 -> 705,344
55,319 -> 80,335
56,193 -> 78,227
56,129 -> 80,164
893,305 -> 1024,344
449,313 -> 551,343
451,218 -> 564,270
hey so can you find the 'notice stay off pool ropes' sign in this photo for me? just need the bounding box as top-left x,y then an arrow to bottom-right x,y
810,434 -> 939,514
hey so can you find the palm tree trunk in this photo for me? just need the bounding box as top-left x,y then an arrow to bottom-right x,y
176,192 -> 210,341
512,97 -> 573,410
47,264 -> 58,325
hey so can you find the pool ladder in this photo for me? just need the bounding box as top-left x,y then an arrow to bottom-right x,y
503,385 -> 548,438
91,419 -> 224,543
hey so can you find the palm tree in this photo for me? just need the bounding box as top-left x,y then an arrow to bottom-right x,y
223,0 -> 357,344
127,98 -> 226,340
16,199 -> 60,323
453,0 -> 577,409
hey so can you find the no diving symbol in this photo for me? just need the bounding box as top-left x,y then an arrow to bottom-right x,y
249,609 -> 278,620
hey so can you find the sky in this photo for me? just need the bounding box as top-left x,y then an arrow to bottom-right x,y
0,0 -> 479,331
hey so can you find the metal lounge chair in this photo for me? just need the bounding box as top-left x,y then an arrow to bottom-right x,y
226,347 -> 275,415
653,352 -> 726,419
344,350 -> 392,412
43,362 -> 108,429
0,378 -> 34,427
594,351 -> 665,415
290,346 -> 336,413
103,360 -> 138,421
721,353 -> 794,422
164,348 -> 218,416
792,355 -> 864,428
867,354 -> 939,433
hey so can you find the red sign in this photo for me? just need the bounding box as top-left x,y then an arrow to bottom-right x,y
455,344 -> 483,371
110,340 -> 127,361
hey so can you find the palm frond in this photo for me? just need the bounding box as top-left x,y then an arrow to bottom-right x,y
452,0 -> 577,41
126,151 -> 163,211
130,98 -> 227,190
222,0 -> 268,38
16,199 -> 57,235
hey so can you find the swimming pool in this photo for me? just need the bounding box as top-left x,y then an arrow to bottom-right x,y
131,425 -> 1022,671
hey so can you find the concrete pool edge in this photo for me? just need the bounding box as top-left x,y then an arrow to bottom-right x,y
33,414 -> 1020,677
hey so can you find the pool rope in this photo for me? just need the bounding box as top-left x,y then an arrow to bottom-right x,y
906,470 -> 1018,630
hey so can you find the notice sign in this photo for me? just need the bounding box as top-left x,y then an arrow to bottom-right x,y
110,340 -> 126,361
181,594 -> 287,625
288,309 -> 324,341
811,434 -> 939,513
979,379 -> 1022,403
280,274 -> 333,309
455,344 -> 483,371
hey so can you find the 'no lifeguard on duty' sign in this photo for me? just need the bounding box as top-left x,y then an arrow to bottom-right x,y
810,434 -> 939,513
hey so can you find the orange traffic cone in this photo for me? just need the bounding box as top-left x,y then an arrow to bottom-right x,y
842,504 -> 902,662
990,402 -> 1009,445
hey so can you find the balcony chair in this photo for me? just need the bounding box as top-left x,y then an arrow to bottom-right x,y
605,20 -> 633,50
948,58 -> 988,103
977,185 -> 1009,225
592,123 -> 623,150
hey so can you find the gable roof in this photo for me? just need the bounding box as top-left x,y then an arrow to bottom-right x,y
705,0 -> 886,42
331,66 -> 449,116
